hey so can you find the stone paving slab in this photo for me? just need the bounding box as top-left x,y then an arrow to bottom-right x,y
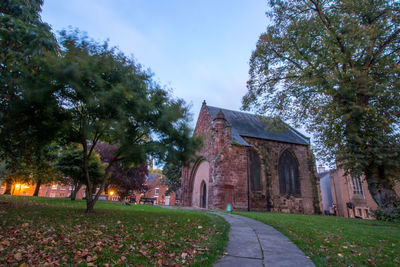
214,213 -> 315,267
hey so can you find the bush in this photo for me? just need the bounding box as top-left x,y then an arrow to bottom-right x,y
373,205 -> 400,223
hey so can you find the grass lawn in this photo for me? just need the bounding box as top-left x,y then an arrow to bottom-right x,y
0,195 -> 229,266
234,211 -> 400,267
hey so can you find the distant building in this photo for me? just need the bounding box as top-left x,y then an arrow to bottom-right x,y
327,168 -> 400,219
317,165 -> 334,215
0,183 -> 86,199
136,174 -> 176,206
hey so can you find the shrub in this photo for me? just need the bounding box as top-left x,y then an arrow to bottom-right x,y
373,205 -> 400,223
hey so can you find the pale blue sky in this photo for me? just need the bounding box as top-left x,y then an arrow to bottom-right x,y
41,0 -> 268,126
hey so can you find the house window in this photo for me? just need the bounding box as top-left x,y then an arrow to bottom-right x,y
69,185 -> 73,190
50,193 -> 55,198
60,186 -> 66,190
249,148 -> 262,191
278,150 -> 300,196
51,184 -> 57,190
155,188 -> 159,196
352,177 -> 364,196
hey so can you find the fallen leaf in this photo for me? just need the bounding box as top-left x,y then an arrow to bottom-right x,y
14,252 -> 22,261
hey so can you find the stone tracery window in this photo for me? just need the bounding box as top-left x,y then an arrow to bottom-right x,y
278,150 -> 300,196
249,148 -> 262,191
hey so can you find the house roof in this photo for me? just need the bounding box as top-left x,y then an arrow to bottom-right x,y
205,105 -> 310,146
146,173 -> 158,181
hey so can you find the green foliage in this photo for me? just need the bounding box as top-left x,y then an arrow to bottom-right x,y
0,0 -> 64,178
373,204 -> 400,223
243,0 -> 400,207
54,145 -> 105,187
162,163 -> 182,195
51,30 -> 200,211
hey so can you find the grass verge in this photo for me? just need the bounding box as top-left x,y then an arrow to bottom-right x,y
0,195 -> 229,266
234,211 -> 400,267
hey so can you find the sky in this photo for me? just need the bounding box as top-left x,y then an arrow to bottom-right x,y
41,0 -> 269,127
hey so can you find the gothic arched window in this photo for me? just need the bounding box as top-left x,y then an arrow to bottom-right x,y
278,151 -> 300,196
249,148 -> 262,191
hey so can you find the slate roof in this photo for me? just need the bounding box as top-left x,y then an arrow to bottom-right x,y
146,173 -> 158,181
206,105 -> 309,146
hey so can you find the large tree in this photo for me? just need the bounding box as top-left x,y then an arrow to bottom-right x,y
0,0 -> 64,183
53,31 -> 200,212
243,0 -> 400,209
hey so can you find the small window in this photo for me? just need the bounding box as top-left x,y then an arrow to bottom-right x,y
51,184 -> 57,190
69,185 -> 73,190
155,188 -> 159,196
352,177 -> 364,196
60,186 -> 66,190
50,193 -> 55,198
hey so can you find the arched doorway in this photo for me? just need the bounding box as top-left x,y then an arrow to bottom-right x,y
200,181 -> 207,208
191,161 -> 210,208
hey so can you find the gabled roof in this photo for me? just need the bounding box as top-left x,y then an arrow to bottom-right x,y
146,173 -> 158,181
206,105 -> 310,146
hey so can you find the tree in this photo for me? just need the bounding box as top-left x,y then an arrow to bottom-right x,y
0,0 -> 64,185
109,164 -> 148,201
95,142 -> 148,200
54,145 -> 104,200
243,0 -> 400,210
162,163 -> 182,195
53,30 -> 200,212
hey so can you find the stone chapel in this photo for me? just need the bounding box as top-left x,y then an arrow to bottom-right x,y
181,102 -> 321,213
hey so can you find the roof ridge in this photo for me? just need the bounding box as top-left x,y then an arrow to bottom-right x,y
206,105 -> 271,118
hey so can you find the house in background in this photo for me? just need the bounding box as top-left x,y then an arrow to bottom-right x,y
136,173 -> 176,206
329,169 -> 379,219
0,183 -> 86,199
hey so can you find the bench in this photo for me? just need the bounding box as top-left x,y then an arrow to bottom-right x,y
139,198 -> 154,204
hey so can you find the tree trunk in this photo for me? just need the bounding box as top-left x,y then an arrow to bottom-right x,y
70,182 -> 82,201
3,179 -> 12,195
85,187 -> 95,213
33,179 -> 41,196
366,165 -> 398,210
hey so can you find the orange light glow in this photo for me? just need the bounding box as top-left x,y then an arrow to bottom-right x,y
23,185 -> 30,189
109,191 -> 114,196
15,184 -> 21,188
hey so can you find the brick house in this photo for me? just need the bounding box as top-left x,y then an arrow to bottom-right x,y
135,174 -> 176,205
328,169 -> 400,219
0,183 -> 86,199
181,102 -> 321,213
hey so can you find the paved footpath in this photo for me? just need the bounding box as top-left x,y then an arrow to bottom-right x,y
214,213 -> 315,267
